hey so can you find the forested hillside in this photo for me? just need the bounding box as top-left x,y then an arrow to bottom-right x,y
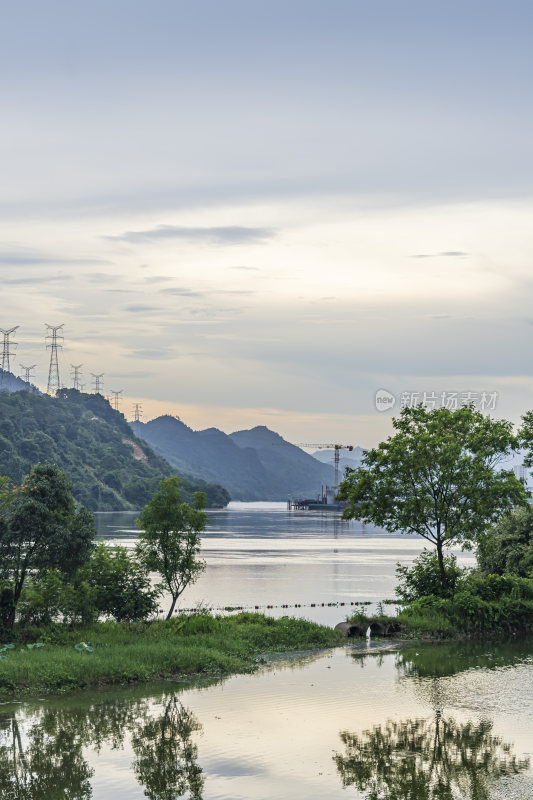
0,388 -> 230,510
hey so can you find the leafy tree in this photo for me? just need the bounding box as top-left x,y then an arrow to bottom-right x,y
338,406 -> 527,592
477,505 -> 533,577
0,464 -> 95,627
82,541 -> 159,622
136,477 -> 206,619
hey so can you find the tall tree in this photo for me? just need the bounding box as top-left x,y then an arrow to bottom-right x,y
0,463 -> 95,627
136,477 -> 206,619
337,405 -> 527,590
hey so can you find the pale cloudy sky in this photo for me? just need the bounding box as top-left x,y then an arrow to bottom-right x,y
2,0 -> 533,446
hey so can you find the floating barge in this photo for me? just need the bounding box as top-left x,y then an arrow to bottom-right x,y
287,486 -> 348,511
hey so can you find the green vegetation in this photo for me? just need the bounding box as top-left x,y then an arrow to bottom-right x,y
347,547 -> 533,639
0,464 -> 95,628
0,389 -> 230,510
16,542 -> 160,627
136,477 -> 206,619
0,612 -> 342,696
338,405 -> 527,591
477,505 -> 533,577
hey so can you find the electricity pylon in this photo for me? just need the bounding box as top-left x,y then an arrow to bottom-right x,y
91,373 -> 104,394
0,326 -> 19,379
45,324 -> 64,394
19,364 -> 37,384
110,389 -> 123,411
71,364 -> 83,391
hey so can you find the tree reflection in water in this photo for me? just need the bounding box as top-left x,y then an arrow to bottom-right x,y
133,696 -> 204,800
0,712 -> 93,800
334,712 -> 530,800
0,692 -> 204,800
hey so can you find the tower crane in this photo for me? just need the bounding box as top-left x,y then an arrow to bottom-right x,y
294,443 -> 354,488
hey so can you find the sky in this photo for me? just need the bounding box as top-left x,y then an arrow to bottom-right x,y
2,0 -> 533,446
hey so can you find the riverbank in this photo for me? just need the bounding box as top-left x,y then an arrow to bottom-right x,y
0,612 -> 343,697
346,593 -> 533,639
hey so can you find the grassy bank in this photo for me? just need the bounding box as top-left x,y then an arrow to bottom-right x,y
347,594 -> 533,639
0,612 -> 343,696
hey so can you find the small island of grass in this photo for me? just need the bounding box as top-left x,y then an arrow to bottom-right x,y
0,612 -> 343,697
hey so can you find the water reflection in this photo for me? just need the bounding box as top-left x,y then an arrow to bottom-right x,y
132,696 -> 204,800
0,711 -> 93,799
334,713 -> 530,800
397,639 -> 533,679
0,692 -> 204,800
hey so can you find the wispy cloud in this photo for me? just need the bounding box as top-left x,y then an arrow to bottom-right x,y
0,246 -> 110,266
159,287 -> 202,297
125,348 -> 179,360
410,251 -> 469,259
107,224 -> 275,245
3,274 -> 73,285
123,304 -> 162,313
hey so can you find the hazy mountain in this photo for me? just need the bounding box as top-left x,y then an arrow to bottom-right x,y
132,418 -> 335,501
0,390 -> 230,511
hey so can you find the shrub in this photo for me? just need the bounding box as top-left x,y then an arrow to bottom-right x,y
81,541 -> 159,622
477,506 -> 533,577
396,549 -> 465,603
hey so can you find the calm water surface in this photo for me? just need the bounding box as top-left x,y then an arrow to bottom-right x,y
95,502 -> 475,625
1,641 -> 532,799
47,503 -> 531,799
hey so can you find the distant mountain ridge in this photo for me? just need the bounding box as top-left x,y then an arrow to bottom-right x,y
131,417 -> 336,501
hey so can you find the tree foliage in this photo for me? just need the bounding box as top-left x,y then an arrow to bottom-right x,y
81,541 -> 159,622
136,477 -> 207,619
477,505 -> 533,578
338,405 -> 527,590
0,464 -> 96,627
396,550 -> 464,603
17,542 -> 159,626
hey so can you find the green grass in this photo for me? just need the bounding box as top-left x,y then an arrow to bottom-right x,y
0,612 -> 343,696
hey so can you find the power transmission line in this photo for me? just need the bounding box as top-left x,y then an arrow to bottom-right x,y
45,324 -> 64,394
133,402 -> 143,422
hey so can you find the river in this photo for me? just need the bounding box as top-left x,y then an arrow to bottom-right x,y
95,501 -> 475,625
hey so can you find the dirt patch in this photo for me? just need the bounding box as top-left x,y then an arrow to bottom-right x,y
123,438 -> 149,464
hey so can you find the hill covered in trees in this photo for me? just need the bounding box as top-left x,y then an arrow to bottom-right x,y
0,389 -> 230,510
131,416 -> 335,501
